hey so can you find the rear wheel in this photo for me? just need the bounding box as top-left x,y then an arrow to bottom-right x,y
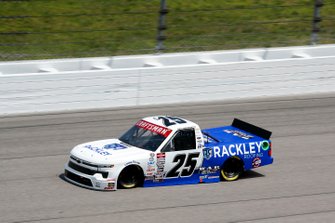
117,165 -> 143,189
221,157 -> 244,181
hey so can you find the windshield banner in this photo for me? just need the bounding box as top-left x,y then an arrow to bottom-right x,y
136,120 -> 172,137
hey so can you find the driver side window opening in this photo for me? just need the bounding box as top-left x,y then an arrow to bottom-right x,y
163,128 -> 196,152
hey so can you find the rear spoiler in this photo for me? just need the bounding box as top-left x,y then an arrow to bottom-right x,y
232,118 -> 272,140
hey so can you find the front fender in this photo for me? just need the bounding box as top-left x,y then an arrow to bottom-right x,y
111,162 -> 146,188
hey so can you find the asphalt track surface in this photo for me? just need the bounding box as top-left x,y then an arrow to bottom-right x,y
1,93 -> 335,223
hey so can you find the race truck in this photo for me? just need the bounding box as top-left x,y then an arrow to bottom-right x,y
64,116 -> 273,191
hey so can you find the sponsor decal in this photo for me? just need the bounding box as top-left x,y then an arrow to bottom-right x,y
224,129 -> 253,139
104,182 -> 115,190
154,173 -> 164,182
146,167 -> 155,173
261,140 -> 270,151
148,153 -> 155,166
199,175 -> 219,182
199,166 -> 220,174
199,175 -> 208,182
125,160 -> 140,166
157,153 -> 166,159
103,143 -> 127,150
197,137 -> 204,149
155,153 -> 166,181
203,147 -> 213,160
84,145 -> 111,156
84,143 -> 128,156
213,142 -> 263,158
146,153 -> 156,175
252,157 -> 261,168
244,153 -> 263,159
156,161 -> 165,170
145,176 -> 154,180
147,160 -> 155,166
203,134 -> 216,143
136,120 -> 172,137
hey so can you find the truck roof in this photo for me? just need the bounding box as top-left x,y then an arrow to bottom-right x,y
142,116 -> 198,131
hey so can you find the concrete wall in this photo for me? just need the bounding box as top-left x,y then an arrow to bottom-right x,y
1,45 -> 335,115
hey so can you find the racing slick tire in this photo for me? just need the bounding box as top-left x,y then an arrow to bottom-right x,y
221,157 -> 244,181
117,165 -> 144,189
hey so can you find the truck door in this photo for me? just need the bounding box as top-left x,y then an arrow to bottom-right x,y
161,128 -> 203,179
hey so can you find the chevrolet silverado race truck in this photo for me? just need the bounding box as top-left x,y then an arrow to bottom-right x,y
64,116 -> 273,190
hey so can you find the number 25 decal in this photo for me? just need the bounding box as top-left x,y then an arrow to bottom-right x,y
158,116 -> 186,127
166,153 -> 200,178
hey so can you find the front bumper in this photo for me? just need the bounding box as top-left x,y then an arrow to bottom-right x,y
64,162 -> 117,191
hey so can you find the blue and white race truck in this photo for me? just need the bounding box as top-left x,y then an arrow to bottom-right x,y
64,116 -> 273,190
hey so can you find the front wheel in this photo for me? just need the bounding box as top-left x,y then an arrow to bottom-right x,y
117,166 -> 143,189
221,158 -> 243,181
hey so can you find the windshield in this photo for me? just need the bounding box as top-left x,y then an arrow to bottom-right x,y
119,121 -> 171,151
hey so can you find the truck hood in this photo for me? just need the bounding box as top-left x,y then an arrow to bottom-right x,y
70,138 -> 149,165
